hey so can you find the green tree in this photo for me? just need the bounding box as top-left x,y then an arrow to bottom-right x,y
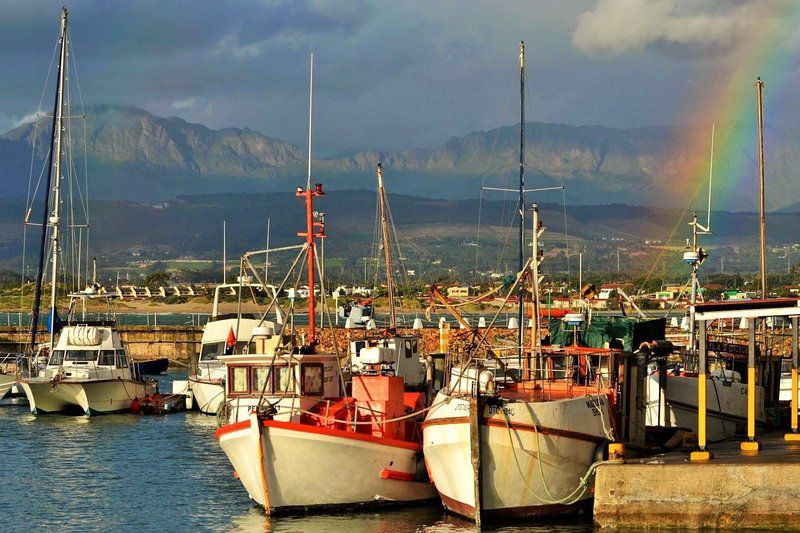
143,270 -> 171,289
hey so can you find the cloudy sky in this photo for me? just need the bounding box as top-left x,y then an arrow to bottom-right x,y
1,0 -> 798,153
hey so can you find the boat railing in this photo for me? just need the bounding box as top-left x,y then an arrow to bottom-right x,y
450,345 -> 627,399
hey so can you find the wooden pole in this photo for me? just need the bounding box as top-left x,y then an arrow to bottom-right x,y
469,395 -> 483,526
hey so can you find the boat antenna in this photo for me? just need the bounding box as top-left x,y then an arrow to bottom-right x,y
30,7 -> 68,351
306,52 -> 313,191
297,52 -> 325,349
756,77 -> 767,299
377,163 -> 396,330
685,123 -> 715,349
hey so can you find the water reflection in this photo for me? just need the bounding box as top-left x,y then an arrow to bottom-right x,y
0,374 -> 592,532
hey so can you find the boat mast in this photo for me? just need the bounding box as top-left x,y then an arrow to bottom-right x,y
687,124 -> 714,348
376,163 -> 396,330
29,8 -> 69,351
517,41 -> 526,363
296,52 -> 325,349
756,77 -> 767,299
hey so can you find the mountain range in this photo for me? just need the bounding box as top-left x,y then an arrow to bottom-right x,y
1,104 -> 798,210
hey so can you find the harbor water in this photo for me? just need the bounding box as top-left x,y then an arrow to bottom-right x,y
0,373 -> 593,532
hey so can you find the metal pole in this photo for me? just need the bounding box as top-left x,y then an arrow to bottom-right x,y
222,219 -> 226,283
691,320 -> 711,461
265,218 -> 270,284
30,8 -> 68,351
517,41 -> 526,365
756,77 -> 767,299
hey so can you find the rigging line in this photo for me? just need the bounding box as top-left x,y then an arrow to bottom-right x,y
475,188 -> 484,283
637,176 -> 708,294
561,185 -> 571,289
67,34 -> 91,286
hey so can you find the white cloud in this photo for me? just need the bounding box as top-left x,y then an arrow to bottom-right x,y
171,97 -> 198,110
10,111 -> 41,128
572,0 -> 782,57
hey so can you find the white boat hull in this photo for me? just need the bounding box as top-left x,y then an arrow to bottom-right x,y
20,378 -> 155,415
0,373 -> 15,399
645,374 -> 765,441
422,392 -> 612,520
189,377 -> 224,415
217,413 -> 437,513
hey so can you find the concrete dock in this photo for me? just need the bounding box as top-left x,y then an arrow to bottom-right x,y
594,432 -> 800,529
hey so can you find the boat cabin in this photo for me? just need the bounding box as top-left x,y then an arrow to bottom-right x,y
350,335 -> 425,387
43,322 -> 135,381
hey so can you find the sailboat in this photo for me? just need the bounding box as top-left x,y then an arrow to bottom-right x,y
18,8 -> 156,416
215,56 -> 436,513
420,43 -> 638,524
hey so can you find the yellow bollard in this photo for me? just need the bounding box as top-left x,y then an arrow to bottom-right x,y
786,317 -> 800,442
741,320 -> 760,453
608,442 -> 625,462
692,321 -> 712,462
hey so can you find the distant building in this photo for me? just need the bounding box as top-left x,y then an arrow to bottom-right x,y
447,286 -> 472,298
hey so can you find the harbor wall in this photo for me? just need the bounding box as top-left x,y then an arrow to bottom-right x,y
0,325 -> 524,362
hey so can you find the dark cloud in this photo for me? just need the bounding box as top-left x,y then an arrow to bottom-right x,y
0,0 -> 794,152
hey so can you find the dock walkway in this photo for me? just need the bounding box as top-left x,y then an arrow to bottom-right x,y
595,432 -> 800,528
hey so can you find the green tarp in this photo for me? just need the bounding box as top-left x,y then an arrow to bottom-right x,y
548,316 -> 666,352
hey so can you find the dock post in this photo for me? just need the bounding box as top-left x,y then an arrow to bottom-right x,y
691,320 -> 711,461
741,319 -> 760,452
787,316 -> 800,441
469,395 -> 483,526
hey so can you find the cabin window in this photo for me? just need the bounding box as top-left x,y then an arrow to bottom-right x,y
405,340 -> 413,358
99,350 -> 115,366
49,350 -> 64,366
231,367 -> 248,393
200,342 -> 224,361
301,364 -> 324,396
252,367 -> 272,393
116,354 -> 129,369
275,366 -> 294,394
65,350 -> 97,362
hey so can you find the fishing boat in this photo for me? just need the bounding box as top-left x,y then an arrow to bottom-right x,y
421,43 -> 641,524
17,8 -> 156,416
189,280 -> 279,415
215,179 -> 436,512
215,57 -> 435,513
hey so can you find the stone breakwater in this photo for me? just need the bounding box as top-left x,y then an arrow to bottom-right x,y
0,325 -> 532,363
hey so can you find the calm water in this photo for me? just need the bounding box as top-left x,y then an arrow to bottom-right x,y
0,373 -> 593,532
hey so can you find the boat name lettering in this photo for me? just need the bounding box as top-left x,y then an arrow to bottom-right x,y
486,405 -> 514,417
586,397 -> 604,416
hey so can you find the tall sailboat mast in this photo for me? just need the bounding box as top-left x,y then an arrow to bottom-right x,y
30,7 -> 68,350
376,163 -> 396,330
517,41 -> 526,363
756,77 -> 767,299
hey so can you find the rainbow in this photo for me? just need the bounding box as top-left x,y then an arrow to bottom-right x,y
663,3 -> 800,214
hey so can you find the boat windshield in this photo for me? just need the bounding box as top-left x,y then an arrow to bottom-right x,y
64,349 -> 97,362
200,340 -> 255,361
48,350 -> 65,366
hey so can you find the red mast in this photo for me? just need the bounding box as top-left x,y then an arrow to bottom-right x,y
296,183 -> 325,348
